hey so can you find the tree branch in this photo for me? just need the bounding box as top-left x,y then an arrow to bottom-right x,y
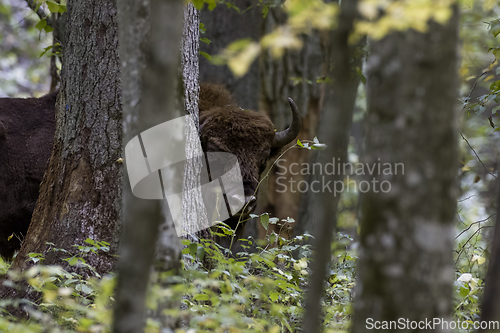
460,132 -> 499,180
24,0 -> 53,27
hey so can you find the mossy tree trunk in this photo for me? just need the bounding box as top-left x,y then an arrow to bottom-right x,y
351,7 -> 459,333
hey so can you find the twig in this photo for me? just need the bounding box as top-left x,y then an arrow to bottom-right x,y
460,59 -> 496,116
459,132 -> 498,180
24,0 -> 54,27
455,225 -> 493,265
456,213 -> 467,227
455,214 -> 496,240
458,194 -> 478,202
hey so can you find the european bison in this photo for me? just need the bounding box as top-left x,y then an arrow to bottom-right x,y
198,84 -> 300,245
0,92 -> 57,259
0,84 -> 300,258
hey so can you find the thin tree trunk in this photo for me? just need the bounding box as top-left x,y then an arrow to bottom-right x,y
114,0 -> 199,332
181,3 -> 206,237
199,0 -> 262,111
351,7 -> 459,333
480,179 -> 500,332
11,0 -> 122,275
260,8 -> 325,240
151,3 -> 201,328
301,1 -> 362,332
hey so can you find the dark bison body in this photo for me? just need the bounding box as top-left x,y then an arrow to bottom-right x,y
0,93 -> 57,259
0,84 -> 300,258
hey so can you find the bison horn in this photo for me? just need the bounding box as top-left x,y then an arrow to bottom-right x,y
272,97 -> 302,148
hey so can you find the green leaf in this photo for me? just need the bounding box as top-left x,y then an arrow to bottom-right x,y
47,0 -> 60,13
459,286 -> 469,298
490,80 -> 500,92
76,283 -> 93,294
199,51 -> 212,61
85,238 -> 95,245
490,19 -> 500,37
260,213 -> 269,231
189,243 -> 198,258
207,0 -> 217,10
262,5 -> 269,18
269,291 -> 279,302
68,257 -> 78,266
194,293 -> 210,301
297,139 -> 304,147
494,49 -> 500,60
192,0 -> 204,10
269,232 -> 277,244
199,22 -> 206,34
44,25 -> 54,33
197,246 -> 205,261
357,67 -> 366,85
200,37 -> 211,45
35,19 -> 47,31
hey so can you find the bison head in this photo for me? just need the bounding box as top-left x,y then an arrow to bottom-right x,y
198,83 -> 301,244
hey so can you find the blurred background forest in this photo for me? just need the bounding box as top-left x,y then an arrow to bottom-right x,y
0,0 -> 51,96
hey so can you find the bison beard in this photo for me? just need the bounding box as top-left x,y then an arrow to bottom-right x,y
0,83 -> 300,258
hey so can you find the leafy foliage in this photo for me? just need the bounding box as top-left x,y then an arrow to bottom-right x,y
0,225 -> 357,333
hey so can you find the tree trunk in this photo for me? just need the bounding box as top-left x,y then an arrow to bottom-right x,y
181,3 -> 205,237
12,0 -> 122,275
300,1 -> 362,331
113,0 -> 185,331
480,179 -> 500,332
351,8 -> 459,333
199,0 -> 262,111
259,7 -> 324,240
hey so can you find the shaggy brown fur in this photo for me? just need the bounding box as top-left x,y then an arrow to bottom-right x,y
198,83 -> 278,247
199,83 -> 276,183
0,93 -> 57,258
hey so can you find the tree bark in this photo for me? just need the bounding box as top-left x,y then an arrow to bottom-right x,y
199,0 -> 262,111
113,0 -> 184,331
181,4 -> 206,237
351,7 -> 459,333
300,1 -> 362,331
480,179 -> 500,332
260,7 -> 325,240
11,0 -> 122,275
